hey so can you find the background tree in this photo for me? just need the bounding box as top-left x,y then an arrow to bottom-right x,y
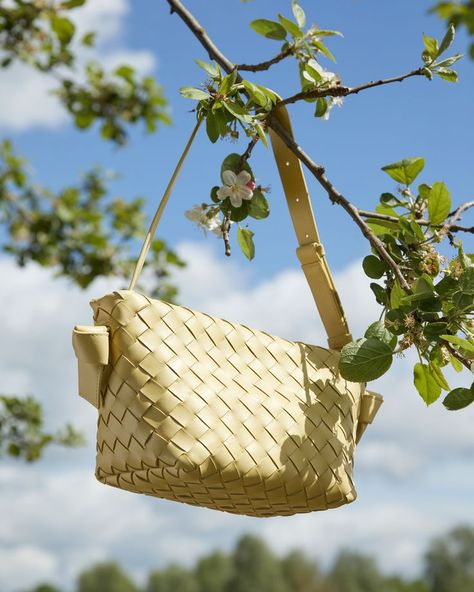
146,565 -> 198,592
226,535 -> 289,592
280,550 -> 324,592
195,551 -> 234,592
325,550 -> 385,592
76,562 -> 138,592
424,525 -> 474,592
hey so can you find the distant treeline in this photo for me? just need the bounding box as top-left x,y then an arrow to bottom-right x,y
28,524 -> 474,592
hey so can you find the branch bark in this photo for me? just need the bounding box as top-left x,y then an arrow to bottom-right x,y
277,68 -> 425,107
358,209 -> 474,234
236,44 -> 295,72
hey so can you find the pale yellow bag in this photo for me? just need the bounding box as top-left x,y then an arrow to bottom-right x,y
72,107 -> 382,517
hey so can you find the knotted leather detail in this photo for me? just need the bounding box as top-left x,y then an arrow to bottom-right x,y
356,391 -> 383,443
72,325 -> 109,408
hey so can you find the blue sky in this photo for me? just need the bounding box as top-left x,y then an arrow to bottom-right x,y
0,1 -> 473,590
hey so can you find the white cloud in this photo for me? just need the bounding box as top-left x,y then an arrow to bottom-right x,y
0,245 -> 473,591
0,0 -> 156,131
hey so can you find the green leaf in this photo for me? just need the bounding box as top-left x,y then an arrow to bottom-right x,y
339,338 -> 393,382
364,321 -> 397,349
51,16 -> 75,44
292,0 -> 306,28
362,255 -> 386,279
414,363 -> 442,405
115,65 -> 135,83
278,14 -> 303,37
206,112 -> 219,143
237,227 -> 255,260
418,183 -> 432,200
219,70 -> 238,94
423,34 -> 439,60
436,68 -> 458,82
60,0 -> 86,8
220,153 -> 252,182
195,59 -> 219,78
434,54 -> 462,68
390,280 -> 406,309
250,19 -> 287,40
179,86 -> 211,101
370,282 -> 388,306
428,181 -> 451,225
459,267 -> 474,294
438,24 -> 455,56
440,334 -> 474,353
223,100 -> 253,123
312,39 -> 336,62
429,362 -> 450,391
81,31 -> 96,47
381,157 -> 425,186
450,355 -> 463,373
422,67 -> 434,80
242,80 -> 268,107
443,387 -> 474,411
248,190 -> 270,219
314,98 -> 328,118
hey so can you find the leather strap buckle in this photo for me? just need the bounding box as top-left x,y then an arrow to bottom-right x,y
296,242 -> 325,267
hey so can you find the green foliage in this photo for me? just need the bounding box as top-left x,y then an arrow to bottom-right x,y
431,1 -> 474,58
77,562 -> 138,592
326,551 -> 386,592
195,552 -> 234,592
226,535 -> 289,592
280,550 -> 323,592
339,156 -> 473,407
64,529 -> 474,592
0,140 -> 184,296
0,0 -> 170,145
146,566 -> 198,592
58,64 -> 170,146
425,525 -> 474,592
0,395 -> 84,462
421,24 -> 462,81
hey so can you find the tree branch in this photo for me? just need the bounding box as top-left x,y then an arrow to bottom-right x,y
358,208 -> 474,234
166,0 -> 412,293
278,68 -> 425,107
236,44 -> 295,72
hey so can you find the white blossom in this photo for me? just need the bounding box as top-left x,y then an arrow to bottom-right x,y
217,170 -> 254,208
185,204 -> 223,236
323,96 -> 344,121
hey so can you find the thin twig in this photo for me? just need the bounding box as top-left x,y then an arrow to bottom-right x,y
236,44 -> 295,72
239,135 -> 259,166
278,68 -> 425,106
358,209 -> 474,234
440,200 -> 474,237
221,216 -> 231,257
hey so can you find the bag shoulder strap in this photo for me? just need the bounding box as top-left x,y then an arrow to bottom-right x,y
269,107 -> 352,350
128,106 -> 352,351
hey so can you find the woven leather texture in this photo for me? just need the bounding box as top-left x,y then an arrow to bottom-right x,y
89,290 -> 368,517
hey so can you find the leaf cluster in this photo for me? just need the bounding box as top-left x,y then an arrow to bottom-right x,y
0,140 -> 184,296
0,394 -> 84,462
340,157 -> 474,409
0,0 -> 170,145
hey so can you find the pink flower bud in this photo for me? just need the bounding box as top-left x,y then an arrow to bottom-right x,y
246,180 -> 256,191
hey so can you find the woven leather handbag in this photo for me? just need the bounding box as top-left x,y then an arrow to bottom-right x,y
72,106 -> 383,517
